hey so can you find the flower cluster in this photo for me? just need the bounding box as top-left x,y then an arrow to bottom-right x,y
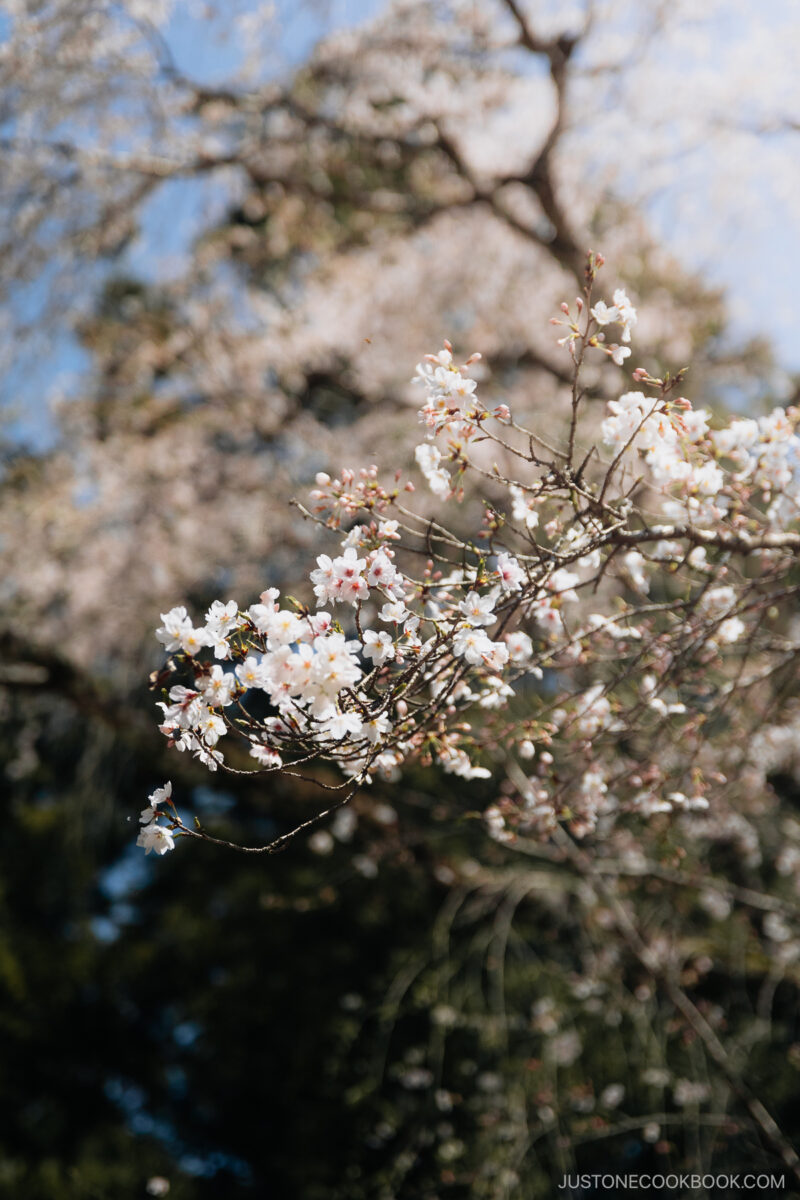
591,288 -> 638,343
141,259 -> 800,857
137,783 -> 176,855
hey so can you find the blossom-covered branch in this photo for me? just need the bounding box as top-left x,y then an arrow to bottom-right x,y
139,254 -> 800,857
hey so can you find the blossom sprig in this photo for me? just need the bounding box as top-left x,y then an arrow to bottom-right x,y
308,466 -> 408,527
137,782 -> 177,856
591,287 -> 638,344
141,256 -> 800,856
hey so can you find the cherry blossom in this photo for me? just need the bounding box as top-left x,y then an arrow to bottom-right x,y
138,260 -> 800,874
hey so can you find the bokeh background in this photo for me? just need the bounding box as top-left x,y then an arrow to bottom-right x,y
2,2 -> 800,1196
